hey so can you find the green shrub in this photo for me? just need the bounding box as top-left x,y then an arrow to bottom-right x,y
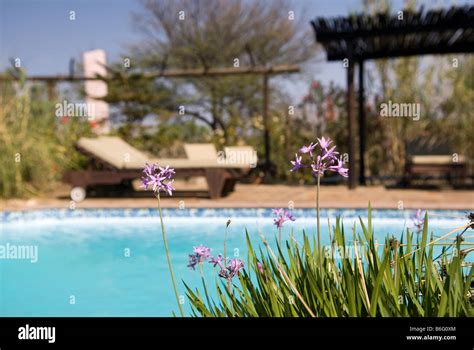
0,78 -> 90,198
185,210 -> 473,317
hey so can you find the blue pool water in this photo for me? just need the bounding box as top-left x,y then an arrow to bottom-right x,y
0,208 -> 470,316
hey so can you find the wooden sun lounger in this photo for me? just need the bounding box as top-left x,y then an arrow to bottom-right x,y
63,137 -> 254,199
404,155 -> 468,186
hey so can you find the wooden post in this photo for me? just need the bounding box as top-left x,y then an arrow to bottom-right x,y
358,60 -> 366,185
47,81 -> 56,101
205,169 -> 228,199
262,73 -> 271,173
347,60 -> 357,189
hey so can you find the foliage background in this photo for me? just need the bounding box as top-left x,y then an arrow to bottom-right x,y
0,72 -> 91,198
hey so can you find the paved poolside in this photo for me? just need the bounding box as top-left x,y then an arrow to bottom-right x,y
1,184 -> 472,211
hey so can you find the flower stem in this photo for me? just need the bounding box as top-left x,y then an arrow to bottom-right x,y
278,227 -> 282,247
199,263 -> 212,309
316,174 -> 321,253
224,226 -> 228,268
156,193 -> 184,317
224,226 -> 231,293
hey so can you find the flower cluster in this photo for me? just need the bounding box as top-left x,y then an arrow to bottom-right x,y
272,208 -> 295,229
290,136 -> 348,178
214,257 -> 245,280
141,163 -> 175,196
187,245 -> 212,270
188,246 -> 244,280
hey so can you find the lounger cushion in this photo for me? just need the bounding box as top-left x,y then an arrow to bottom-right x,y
409,155 -> 466,165
184,143 -> 218,161
77,136 -> 149,169
77,137 -> 253,170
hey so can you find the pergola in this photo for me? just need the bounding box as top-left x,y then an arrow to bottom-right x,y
311,5 -> 474,188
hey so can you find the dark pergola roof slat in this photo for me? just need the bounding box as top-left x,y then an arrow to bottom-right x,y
311,5 -> 474,61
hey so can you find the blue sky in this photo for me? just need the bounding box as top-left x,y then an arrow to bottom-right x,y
0,0 -> 471,101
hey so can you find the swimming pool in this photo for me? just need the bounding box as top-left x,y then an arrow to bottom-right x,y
0,208 -> 469,316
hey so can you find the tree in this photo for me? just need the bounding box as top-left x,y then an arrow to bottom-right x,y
108,0 -> 316,146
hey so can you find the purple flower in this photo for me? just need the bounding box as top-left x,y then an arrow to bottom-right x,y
215,258 -> 244,280
273,208 -> 296,229
143,163 -> 158,176
318,136 -> 332,150
188,245 -> 212,270
150,174 -> 166,193
290,154 -> 304,172
272,208 -> 284,217
311,156 -> 327,177
336,166 -> 348,178
291,136 -> 348,179
321,145 -> 338,161
193,245 -> 211,262
218,268 -> 230,279
228,258 -> 244,276
257,261 -> 264,274
187,254 -> 198,270
140,176 -> 150,189
159,165 -> 176,179
299,142 -> 317,156
328,156 -> 348,178
209,254 -> 225,268
141,162 -> 175,196
161,179 -> 175,196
